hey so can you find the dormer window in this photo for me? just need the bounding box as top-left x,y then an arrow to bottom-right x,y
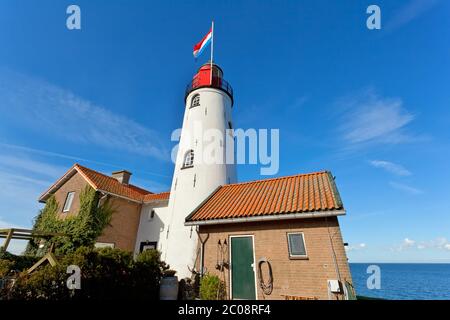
182,149 -> 194,168
190,94 -> 200,108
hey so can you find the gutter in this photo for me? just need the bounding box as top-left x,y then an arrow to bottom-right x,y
184,209 -> 346,226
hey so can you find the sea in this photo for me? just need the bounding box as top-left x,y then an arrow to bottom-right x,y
350,263 -> 450,300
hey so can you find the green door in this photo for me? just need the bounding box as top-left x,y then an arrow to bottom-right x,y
231,236 -> 256,299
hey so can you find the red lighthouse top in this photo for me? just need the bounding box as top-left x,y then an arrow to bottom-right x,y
185,62 -> 233,105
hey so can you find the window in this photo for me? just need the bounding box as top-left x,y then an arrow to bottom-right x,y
190,94 -> 200,108
182,149 -> 194,168
148,209 -> 155,220
63,192 -> 75,212
95,242 -> 115,249
140,241 -> 157,253
287,232 -> 307,258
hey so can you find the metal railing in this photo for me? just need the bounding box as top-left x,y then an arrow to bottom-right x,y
184,77 -> 234,104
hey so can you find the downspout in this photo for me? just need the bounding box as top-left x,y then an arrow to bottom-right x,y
325,216 -> 342,300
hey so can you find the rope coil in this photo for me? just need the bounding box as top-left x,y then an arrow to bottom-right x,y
257,258 -> 273,295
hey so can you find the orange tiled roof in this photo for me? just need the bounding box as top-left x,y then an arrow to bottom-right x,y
75,164 -> 152,201
186,171 -> 344,223
143,191 -> 171,202
39,163 -> 170,203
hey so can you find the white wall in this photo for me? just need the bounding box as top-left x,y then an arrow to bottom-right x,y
163,87 -> 236,279
134,202 -> 170,255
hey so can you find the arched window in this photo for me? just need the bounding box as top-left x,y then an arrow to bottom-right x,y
190,94 -> 200,108
183,149 -> 194,168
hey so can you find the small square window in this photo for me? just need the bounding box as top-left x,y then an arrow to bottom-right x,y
287,232 -> 307,258
63,192 -> 75,212
148,209 -> 155,220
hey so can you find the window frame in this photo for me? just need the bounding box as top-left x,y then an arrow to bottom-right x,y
182,149 -> 195,169
190,94 -> 200,108
62,191 -> 75,213
286,232 -> 308,259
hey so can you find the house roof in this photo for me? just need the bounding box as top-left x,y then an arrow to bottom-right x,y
39,164 -> 170,204
185,171 -> 344,224
143,191 -> 171,203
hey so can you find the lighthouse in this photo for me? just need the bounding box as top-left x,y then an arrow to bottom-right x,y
163,62 -> 237,278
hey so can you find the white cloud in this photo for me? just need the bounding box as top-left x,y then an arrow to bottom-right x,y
370,160 -> 412,176
403,238 -> 416,247
393,237 -> 450,252
345,243 -> 367,252
338,89 -> 417,146
386,0 -> 440,31
0,69 -> 169,161
0,154 -> 67,178
389,181 -> 423,195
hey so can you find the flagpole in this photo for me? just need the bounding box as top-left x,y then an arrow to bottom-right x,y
210,21 -> 214,85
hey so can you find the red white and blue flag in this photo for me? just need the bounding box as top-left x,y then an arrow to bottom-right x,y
193,27 -> 213,58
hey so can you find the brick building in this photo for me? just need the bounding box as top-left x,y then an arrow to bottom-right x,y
36,62 -> 354,300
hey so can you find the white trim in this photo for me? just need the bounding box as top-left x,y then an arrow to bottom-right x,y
97,189 -> 142,204
62,191 -> 75,212
287,232 -> 308,259
185,210 -> 346,226
229,235 -> 258,300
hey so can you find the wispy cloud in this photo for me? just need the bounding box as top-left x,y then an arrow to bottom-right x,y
389,181 -> 423,195
338,89 -> 417,146
369,160 -> 412,176
393,237 -> 450,252
385,0 -> 441,31
0,69 -> 169,161
0,154 -> 67,178
0,142 -> 170,179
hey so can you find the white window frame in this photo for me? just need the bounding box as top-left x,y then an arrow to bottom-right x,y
182,149 -> 194,168
95,242 -> 115,249
190,94 -> 200,108
62,191 -> 75,212
287,232 -> 308,259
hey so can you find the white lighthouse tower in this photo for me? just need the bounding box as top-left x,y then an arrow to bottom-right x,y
163,62 -> 236,278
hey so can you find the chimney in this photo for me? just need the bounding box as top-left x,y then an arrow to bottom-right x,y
112,170 -> 132,185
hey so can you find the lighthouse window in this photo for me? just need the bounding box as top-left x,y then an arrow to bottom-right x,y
182,149 -> 194,168
191,94 -> 200,108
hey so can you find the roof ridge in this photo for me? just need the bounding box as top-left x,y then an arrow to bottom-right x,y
75,163 -> 152,195
223,170 -> 330,188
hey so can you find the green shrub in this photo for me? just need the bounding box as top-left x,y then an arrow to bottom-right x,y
25,186 -> 115,256
4,247 -> 168,300
0,250 -> 39,277
199,274 -> 226,300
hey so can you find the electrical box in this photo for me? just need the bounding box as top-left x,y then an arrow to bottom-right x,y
328,280 -> 341,293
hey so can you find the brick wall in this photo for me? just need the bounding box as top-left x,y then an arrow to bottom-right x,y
197,216 -> 353,300
52,172 -> 89,218
48,171 -> 141,252
97,197 -> 142,251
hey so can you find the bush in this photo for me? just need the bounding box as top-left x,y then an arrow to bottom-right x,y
199,274 -> 226,300
25,186 -> 115,256
0,250 -> 39,277
3,247 -> 168,300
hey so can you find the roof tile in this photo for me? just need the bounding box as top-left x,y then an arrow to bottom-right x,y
186,171 -> 344,222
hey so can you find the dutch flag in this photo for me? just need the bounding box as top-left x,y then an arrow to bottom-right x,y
193,26 -> 213,59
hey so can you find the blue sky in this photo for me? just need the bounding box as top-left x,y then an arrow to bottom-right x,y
0,0 -> 449,262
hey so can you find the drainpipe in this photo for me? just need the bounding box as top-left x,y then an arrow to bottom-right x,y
326,216 -> 342,300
